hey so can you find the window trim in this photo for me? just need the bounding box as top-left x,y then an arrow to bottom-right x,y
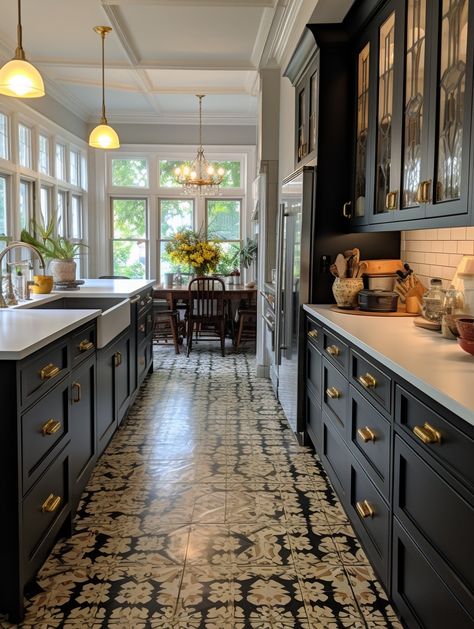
110,196 -> 149,279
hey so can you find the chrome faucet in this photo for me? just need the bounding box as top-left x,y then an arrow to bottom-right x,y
0,241 -> 46,308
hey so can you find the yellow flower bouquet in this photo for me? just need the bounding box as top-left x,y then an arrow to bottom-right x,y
165,229 -> 222,277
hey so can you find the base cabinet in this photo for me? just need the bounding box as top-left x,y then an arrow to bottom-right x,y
303,312 -> 474,629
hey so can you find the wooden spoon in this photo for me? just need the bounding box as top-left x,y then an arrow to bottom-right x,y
335,254 -> 347,278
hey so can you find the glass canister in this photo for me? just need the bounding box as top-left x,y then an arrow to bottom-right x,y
422,278 -> 445,322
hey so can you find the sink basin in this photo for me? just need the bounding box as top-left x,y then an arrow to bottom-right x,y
30,296 -> 131,348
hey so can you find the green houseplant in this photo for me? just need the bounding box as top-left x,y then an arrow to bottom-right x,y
232,237 -> 258,270
21,217 -> 86,282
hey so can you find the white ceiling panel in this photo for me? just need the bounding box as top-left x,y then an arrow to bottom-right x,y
144,69 -> 257,94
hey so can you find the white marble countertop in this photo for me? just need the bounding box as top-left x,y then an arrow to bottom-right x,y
303,304 -> 474,428
0,309 -> 100,360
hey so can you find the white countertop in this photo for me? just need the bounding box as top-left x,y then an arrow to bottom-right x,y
303,304 -> 474,428
0,309 -> 100,360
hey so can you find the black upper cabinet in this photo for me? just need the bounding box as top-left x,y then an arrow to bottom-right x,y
295,54 -> 319,166
345,0 -> 474,230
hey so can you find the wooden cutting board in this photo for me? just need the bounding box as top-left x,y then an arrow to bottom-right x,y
359,259 -> 403,274
330,305 -> 419,317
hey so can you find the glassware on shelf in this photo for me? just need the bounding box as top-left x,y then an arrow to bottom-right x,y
442,285 -> 465,338
421,277 -> 446,322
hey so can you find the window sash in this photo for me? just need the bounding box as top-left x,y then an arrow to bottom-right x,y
0,114 -> 9,161
38,135 -> 50,175
0,174 -> 8,236
18,124 -> 32,169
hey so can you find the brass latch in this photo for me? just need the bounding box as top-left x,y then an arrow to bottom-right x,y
39,363 -> 60,380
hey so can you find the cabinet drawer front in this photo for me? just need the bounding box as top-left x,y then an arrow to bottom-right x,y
349,386 -> 390,499
395,385 -> 474,489
23,449 -> 69,563
137,340 -> 151,382
351,350 -> 391,413
306,317 -> 322,349
138,289 -> 153,315
394,435 -> 474,597
70,323 -> 96,368
392,520 -> 474,629
323,329 -> 348,374
22,382 -> 69,493
20,342 -> 69,408
323,360 -> 349,438
306,392 -> 322,451
349,460 -> 390,588
137,310 -> 153,345
306,342 -> 322,400
321,411 -> 349,501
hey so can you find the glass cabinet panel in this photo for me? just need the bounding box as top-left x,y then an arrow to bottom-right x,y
403,0 -> 426,208
436,0 -> 469,202
298,88 -> 306,160
309,71 -> 318,154
375,13 -> 396,214
355,43 -> 370,218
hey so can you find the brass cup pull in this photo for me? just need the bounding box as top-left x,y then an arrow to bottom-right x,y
72,381 -> 81,404
130,295 -> 140,304
146,295 -> 153,304
41,493 -> 61,513
385,190 -> 398,210
114,351 -> 122,367
358,373 -> 377,388
39,363 -> 60,380
308,329 -> 319,339
326,345 -> 340,357
357,426 -> 376,443
342,201 -> 352,219
413,422 -> 442,445
326,386 -> 341,399
41,419 -> 62,436
78,340 -> 94,352
422,180 -> 432,203
356,499 -> 374,519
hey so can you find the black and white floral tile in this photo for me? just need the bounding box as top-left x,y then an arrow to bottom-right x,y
1,343 -> 403,629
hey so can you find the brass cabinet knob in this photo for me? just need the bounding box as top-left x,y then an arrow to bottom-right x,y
41,493 -> 61,513
385,190 -> 398,210
72,381 -> 82,404
413,422 -> 442,445
343,201 -> 352,219
78,340 -> 94,352
39,363 -> 60,380
356,499 -> 375,518
308,329 -> 319,339
326,386 -> 341,399
41,419 -> 62,436
358,373 -> 377,388
326,345 -> 340,357
139,324 -> 146,333
114,351 -> 122,367
357,426 -> 376,442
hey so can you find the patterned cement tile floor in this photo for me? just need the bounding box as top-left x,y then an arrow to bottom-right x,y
2,343 -> 403,629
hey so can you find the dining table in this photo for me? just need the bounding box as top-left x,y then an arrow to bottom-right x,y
153,282 -> 257,309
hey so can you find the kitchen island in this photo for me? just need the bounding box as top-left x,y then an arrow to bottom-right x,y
302,305 -> 473,629
0,279 -> 155,622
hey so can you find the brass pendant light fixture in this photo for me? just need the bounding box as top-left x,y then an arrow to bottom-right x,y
0,0 -> 45,98
89,26 -> 120,150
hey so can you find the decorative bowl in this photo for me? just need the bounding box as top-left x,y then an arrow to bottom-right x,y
332,277 -> 364,309
455,317 -> 474,341
458,337 -> 474,356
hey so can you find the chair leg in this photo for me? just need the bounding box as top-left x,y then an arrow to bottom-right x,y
220,319 -> 225,357
186,319 -> 193,357
236,314 -> 245,351
170,313 -> 180,355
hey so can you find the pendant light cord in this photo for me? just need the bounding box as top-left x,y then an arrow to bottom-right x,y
198,94 -> 204,149
15,0 -> 26,60
101,31 -> 106,123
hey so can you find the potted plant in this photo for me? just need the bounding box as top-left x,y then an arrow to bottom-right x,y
20,217 -> 86,283
232,237 -> 258,282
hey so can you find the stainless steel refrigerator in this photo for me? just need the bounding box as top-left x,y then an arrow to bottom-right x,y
275,166 -> 315,435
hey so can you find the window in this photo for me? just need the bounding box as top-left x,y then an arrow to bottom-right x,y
39,185 -> 52,225
158,199 -> 194,280
81,155 -> 88,190
57,190 -> 68,236
158,159 -> 241,188
18,124 -> 32,168
207,199 -> 241,272
0,175 -> 8,235
19,179 -> 33,231
0,113 -> 8,160
159,160 -> 183,187
70,195 -> 83,239
111,198 -> 147,278
38,135 -> 50,175
70,149 -> 80,186
214,161 -> 241,188
112,159 -> 148,187
55,143 -> 66,180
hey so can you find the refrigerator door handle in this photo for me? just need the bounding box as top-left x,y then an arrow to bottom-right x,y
275,205 -> 288,366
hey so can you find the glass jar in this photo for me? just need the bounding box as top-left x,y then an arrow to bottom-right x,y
422,278 -> 445,322
441,285 -> 464,338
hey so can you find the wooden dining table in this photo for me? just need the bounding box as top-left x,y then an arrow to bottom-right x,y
153,282 -> 257,309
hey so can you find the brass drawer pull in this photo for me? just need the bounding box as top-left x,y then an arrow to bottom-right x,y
72,381 -> 81,404
326,387 -> 341,399
39,363 -> 60,380
41,419 -> 62,436
356,499 -> 374,518
357,426 -> 376,442
326,345 -> 340,357
385,190 -> 398,210
308,329 -> 319,339
413,422 -> 442,445
342,201 -> 352,219
114,351 -> 122,367
130,295 -> 140,304
41,493 -> 61,513
78,340 -> 94,352
358,373 -> 377,388
146,295 -> 153,304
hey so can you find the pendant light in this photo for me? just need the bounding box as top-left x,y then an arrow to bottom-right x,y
89,26 -> 120,150
0,0 -> 45,98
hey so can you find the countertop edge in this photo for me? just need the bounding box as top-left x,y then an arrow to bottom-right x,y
303,303 -> 474,428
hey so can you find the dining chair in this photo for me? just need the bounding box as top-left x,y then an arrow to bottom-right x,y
153,299 -> 180,354
186,276 -> 226,357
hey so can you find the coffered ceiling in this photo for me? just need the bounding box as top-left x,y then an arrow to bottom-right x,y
0,0 -> 353,126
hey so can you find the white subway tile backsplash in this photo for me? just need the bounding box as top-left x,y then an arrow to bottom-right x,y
451,227 -> 467,240
443,240 -> 458,253
458,240 -> 474,255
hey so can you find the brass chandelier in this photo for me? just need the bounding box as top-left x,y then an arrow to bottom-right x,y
174,95 -> 225,195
